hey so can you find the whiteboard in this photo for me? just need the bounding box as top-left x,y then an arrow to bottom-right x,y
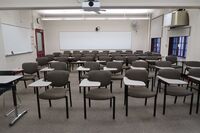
1,24 -> 32,56
60,32 -> 132,50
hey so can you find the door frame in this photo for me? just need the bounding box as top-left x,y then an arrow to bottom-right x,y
35,29 -> 45,57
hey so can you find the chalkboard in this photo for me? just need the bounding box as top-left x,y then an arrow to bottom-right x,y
1,23 -> 32,56
60,32 -> 132,50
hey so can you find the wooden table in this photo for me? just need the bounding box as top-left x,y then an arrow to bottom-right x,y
0,75 -> 27,126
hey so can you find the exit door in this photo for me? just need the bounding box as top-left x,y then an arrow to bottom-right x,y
35,29 -> 45,57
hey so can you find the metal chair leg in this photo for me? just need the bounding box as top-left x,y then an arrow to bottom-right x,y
196,89 -> 200,114
190,94 -> 193,115
153,95 -> 157,117
24,80 -> 27,88
83,87 -> 87,119
110,98 -> 112,108
174,96 -> 177,104
113,97 -> 115,119
65,96 -> 69,118
120,79 -> 122,88
49,100 -> 52,107
68,82 -> 72,107
36,87 -> 41,119
145,98 -> 147,106
163,84 -> 167,115
125,95 -> 128,116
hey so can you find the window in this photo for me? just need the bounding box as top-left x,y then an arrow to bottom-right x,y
151,38 -> 161,53
168,36 -> 188,58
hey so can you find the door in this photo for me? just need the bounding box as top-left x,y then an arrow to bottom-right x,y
35,29 -> 45,57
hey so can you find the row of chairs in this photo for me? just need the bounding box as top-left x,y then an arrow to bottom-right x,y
10,58 -> 200,119
29,68 -> 199,120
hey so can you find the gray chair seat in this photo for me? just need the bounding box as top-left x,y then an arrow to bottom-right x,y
111,74 -> 123,80
21,75 -> 36,80
166,86 -> 193,96
128,87 -> 156,98
86,88 -> 114,100
172,65 -> 182,69
39,88 -> 67,100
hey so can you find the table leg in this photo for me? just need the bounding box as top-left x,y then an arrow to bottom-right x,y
9,84 -> 27,126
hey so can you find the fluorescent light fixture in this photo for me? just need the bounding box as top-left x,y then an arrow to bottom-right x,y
41,17 -> 150,21
38,9 -> 153,15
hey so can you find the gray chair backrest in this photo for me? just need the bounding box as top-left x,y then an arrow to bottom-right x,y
135,50 -> 143,54
146,56 -> 161,60
127,56 -> 139,64
113,56 -> 125,62
126,50 -> 133,54
62,54 -> 70,57
155,61 -> 172,67
51,62 -> 67,70
22,62 -> 38,74
45,54 -> 54,61
102,51 -> 109,54
125,69 -> 148,84
158,69 -> 180,79
188,69 -> 200,78
73,51 -> 81,54
106,62 -> 123,73
84,62 -> 100,70
98,56 -> 112,61
88,70 -> 112,87
72,54 -> 82,60
36,57 -> 49,66
132,61 -> 148,69
166,56 -> 177,64
63,51 -> 71,55
80,57 -> 94,61
53,52 -> 61,57
144,51 -> 152,56
55,57 -> 67,63
82,51 -> 90,54
91,50 -> 99,54
46,70 -> 69,87
185,61 -> 200,67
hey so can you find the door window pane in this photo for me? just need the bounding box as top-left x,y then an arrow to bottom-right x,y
36,32 -> 43,51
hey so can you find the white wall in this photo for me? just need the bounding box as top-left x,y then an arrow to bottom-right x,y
0,10 -> 41,69
151,9 -> 200,61
43,20 -> 149,54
